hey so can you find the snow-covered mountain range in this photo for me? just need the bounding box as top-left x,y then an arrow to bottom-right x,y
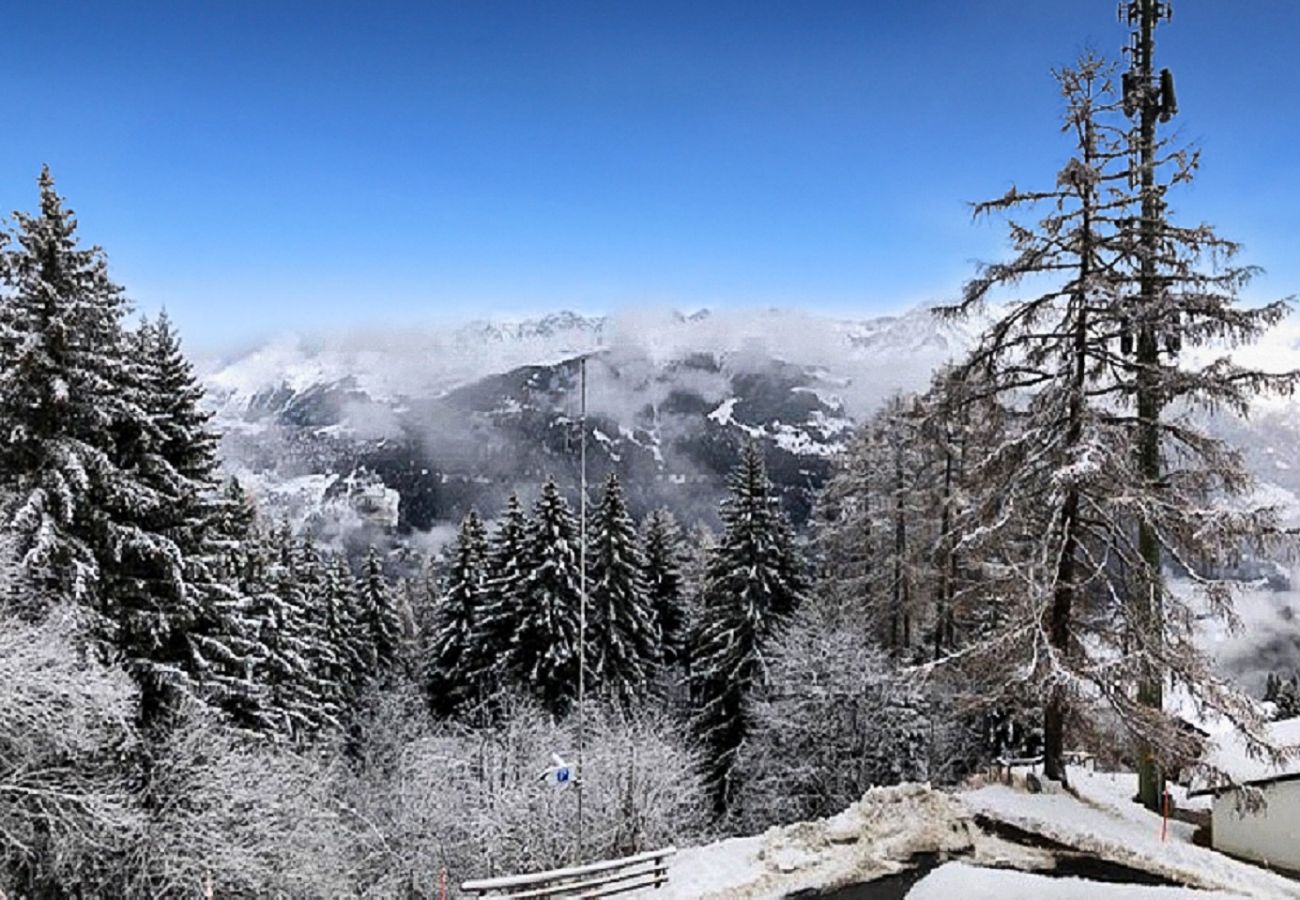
202,302 -> 1300,540
203,303 -> 1300,685
203,307 -> 978,545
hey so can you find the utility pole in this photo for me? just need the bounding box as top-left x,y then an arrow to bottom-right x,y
1121,0 -> 1177,812
576,355 -> 588,861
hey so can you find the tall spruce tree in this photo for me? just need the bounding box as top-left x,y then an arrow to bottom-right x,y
320,555 -> 367,714
640,508 -> 687,668
587,474 -> 657,707
691,445 -> 807,815
427,510 -> 491,717
0,167 -> 139,613
514,480 -> 584,715
135,315 -> 263,726
0,170 -> 228,732
359,545 -> 402,682
475,493 -> 530,688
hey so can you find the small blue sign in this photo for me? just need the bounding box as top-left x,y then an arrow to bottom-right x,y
555,767 -> 571,784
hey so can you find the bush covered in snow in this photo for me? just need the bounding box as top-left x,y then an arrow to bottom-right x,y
735,601 -> 943,830
339,686 -> 708,894
0,608 -> 141,895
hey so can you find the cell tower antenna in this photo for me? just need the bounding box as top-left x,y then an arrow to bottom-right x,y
1123,0 -> 1177,815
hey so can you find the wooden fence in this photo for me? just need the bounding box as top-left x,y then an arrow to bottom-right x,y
461,846 -> 675,899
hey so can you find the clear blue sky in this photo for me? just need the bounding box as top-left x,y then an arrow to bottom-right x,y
3,1 -> 1297,350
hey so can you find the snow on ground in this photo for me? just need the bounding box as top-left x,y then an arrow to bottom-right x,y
706,397 -> 738,426
965,767 -> 1300,898
908,862 -> 1235,899
629,784 -> 1048,899
1192,716 -> 1300,792
635,768 -> 1300,898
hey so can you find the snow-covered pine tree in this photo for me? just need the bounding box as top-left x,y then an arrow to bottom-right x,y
293,539 -> 342,729
101,316 -> 198,729
359,545 -> 402,682
0,170 -> 223,732
640,508 -> 687,669
427,510 -> 491,717
319,554 -> 366,719
690,444 -> 807,815
514,480 -> 584,716
474,493 -> 531,692
936,53 -> 1296,789
135,314 -> 264,726
587,474 -> 657,707
235,523 -> 334,740
0,168 -> 143,615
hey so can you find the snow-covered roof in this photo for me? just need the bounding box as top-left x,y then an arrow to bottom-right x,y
1188,717 -> 1300,796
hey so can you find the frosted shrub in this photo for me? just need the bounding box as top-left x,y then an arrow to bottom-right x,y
137,702 -> 355,897
735,601 -> 933,831
341,687 -> 706,894
0,608 -> 141,896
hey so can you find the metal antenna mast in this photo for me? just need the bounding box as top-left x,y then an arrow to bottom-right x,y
1120,0 -> 1176,813
576,355 -> 587,861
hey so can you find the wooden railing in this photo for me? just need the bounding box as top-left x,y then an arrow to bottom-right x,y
461,847 -> 675,899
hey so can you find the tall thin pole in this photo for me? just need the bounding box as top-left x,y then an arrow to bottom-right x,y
576,356 -> 587,862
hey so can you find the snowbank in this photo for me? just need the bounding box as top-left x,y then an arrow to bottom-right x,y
639,769 -> 1300,898
630,783 -> 1043,899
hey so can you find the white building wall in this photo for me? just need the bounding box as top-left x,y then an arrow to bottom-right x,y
1213,780 -> 1300,873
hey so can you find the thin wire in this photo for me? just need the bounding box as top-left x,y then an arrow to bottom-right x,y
577,355 -> 587,864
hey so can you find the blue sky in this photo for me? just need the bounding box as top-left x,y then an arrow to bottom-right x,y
3,1 -> 1297,349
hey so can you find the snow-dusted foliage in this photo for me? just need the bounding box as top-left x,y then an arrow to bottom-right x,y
0,605 -> 140,895
513,479 -> 585,715
138,702 -> 354,897
931,54 -> 1297,792
735,600 -> 931,830
587,474 -> 658,707
690,444 -> 808,815
339,686 -> 707,893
